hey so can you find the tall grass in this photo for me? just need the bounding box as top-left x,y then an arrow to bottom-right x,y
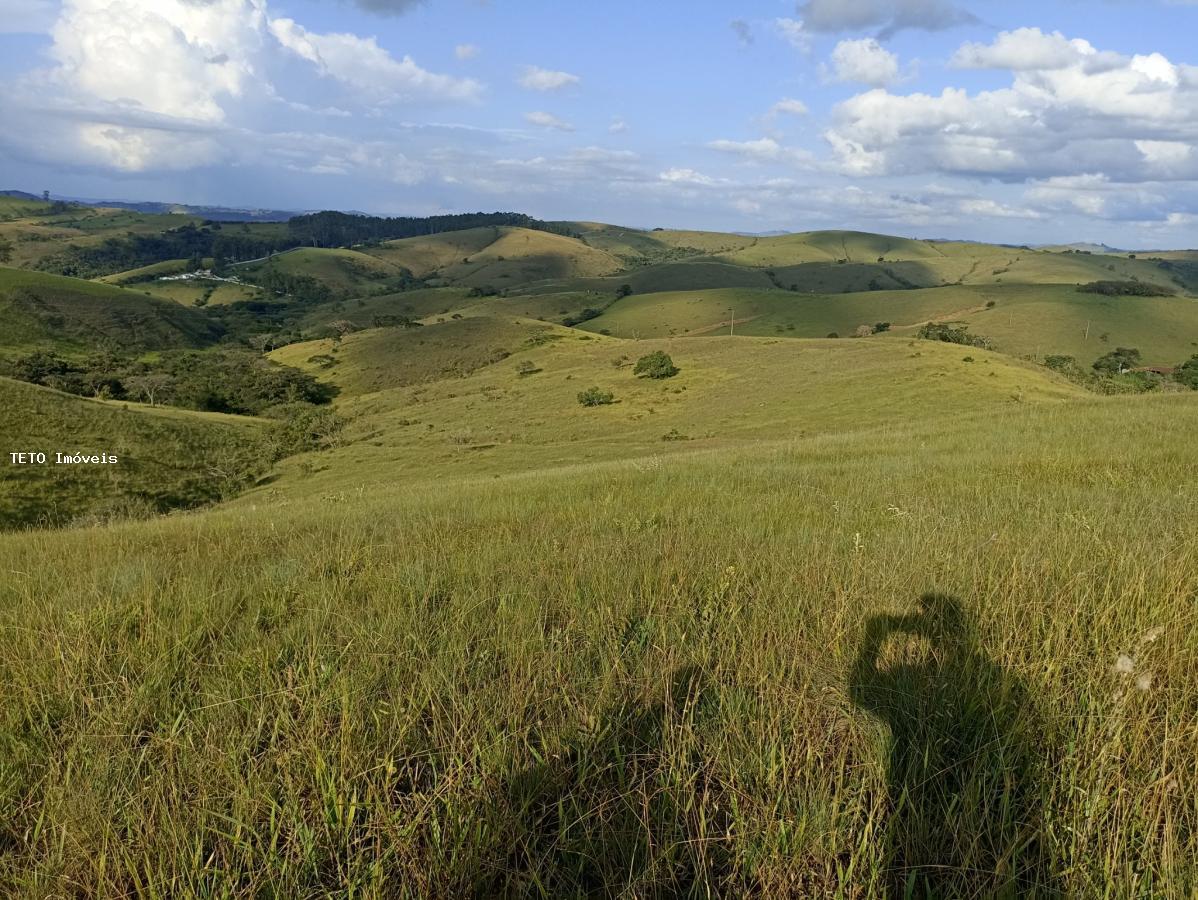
0,398 -> 1195,897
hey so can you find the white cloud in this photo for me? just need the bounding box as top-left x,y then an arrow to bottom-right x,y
270,18 -> 480,102
455,43 -> 479,60
958,198 -> 1043,219
518,65 -> 580,92
828,38 -> 900,86
824,34 -> 1198,186
775,18 -> 810,52
707,138 -> 815,169
769,98 -> 809,117
524,110 -> 574,131
659,168 -> 718,186
951,28 -> 1098,72
609,118 -> 629,133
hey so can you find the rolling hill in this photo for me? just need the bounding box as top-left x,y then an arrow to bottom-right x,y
0,376 -> 271,529
0,267 -> 221,356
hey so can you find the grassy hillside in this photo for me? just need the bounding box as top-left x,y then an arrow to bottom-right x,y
272,316 -> 550,395
0,353 -> 1193,894
577,283 -> 1198,365
0,377 -> 271,529
0,267 -> 221,356
263,326 -> 1082,491
364,226 -> 622,288
1,216 -> 1197,894
237,247 -> 413,298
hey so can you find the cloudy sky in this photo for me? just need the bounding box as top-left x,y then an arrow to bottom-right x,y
2,0 -> 1198,245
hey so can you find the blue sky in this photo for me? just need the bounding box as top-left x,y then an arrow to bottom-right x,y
2,0 -> 1198,246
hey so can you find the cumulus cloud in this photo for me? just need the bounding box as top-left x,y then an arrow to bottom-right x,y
455,43 -> 479,60
828,38 -> 900,86
609,118 -> 629,133
824,33 -> 1198,188
951,28 -> 1122,72
270,18 -> 480,102
524,110 -> 574,131
518,66 -> 580,91
797,0 -> 978,39
769,98 -> 810,117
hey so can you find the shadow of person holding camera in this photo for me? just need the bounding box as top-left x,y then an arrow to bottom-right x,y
851,593 -> 1059,898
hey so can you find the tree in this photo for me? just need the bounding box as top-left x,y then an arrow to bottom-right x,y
126,373 -> 173,407
873,322 -> 891,333
577,386 -> 615,406
1176,355 -> 1198,390
616,283 -> 633,298
633,351 -> 679,379
1092,347 -> 1141,375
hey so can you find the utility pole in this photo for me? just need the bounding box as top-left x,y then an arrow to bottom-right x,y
1084,319 -> 1091,341
730,308 -> 735,337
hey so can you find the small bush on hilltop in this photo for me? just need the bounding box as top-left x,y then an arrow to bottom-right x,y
577,386 -> 615,407
633,351 -> 679,379
918,322 -> 991,349
1078,281 -> 1175,297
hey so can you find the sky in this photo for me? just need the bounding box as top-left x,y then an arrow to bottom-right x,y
2,0 -> 1198,246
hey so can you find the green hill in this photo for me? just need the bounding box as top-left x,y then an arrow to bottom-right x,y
0,377 -> 271,529
0,267 -> 221,357
236,247 -> 413,298
272,316 -> 554,396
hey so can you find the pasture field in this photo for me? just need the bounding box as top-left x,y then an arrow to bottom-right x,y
0,353 -> 1194,895
1,207 -> 1196,896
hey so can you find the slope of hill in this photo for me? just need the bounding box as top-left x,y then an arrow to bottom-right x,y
0,267 -> 221,356
272,316 -> 552,395
1,332 -> 1194,894
574,283 -> 1198,365
0,377 -> 271,529
260,324 -> 1084,493
363,226 -> 623,287
236,247 -> 413,298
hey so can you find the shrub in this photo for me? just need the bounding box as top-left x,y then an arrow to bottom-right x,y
1093,347 -> 1141,375
515,360 -> 541,377
918,322 -> 991,349
562,307 -> 603,327
873,322 -> 891,333
577,386 -> 615,407
633,351 -> 679,379
1177,355 -> 1198,390
1078,281 -> 1174,297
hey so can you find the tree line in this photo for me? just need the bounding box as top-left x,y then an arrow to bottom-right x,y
286,211 -> 578,248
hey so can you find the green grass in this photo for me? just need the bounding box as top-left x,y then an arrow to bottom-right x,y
0,368 -> 1193,895
271,316 -> 554,396
237,248 -> 412,298
0,377 -> 272,529
0,267 -> 220,357
577,283 -> 1198,366
2,220 -> 1198,895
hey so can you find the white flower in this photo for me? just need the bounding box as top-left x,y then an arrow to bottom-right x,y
1114,654 -> 1135,675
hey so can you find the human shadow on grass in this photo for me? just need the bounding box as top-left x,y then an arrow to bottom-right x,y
851,593 -> 1060,899
478,665 -> 733,898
